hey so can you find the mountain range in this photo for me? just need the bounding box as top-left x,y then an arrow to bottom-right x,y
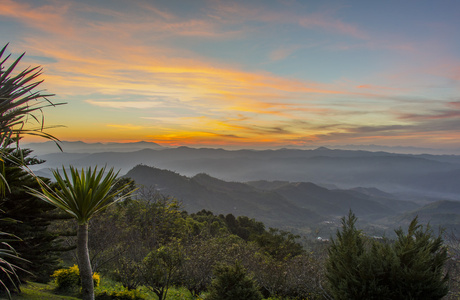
124,165 -> 419,232
23,141 -> 460,236
26,142 -> 460,200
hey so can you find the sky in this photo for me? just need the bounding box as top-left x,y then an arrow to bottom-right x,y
2,0 -> 460,150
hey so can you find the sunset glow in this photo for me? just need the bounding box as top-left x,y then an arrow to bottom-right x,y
2,0 -> 460,150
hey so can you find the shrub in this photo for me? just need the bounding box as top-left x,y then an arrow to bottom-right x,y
96,289 -> 145,300
52,265 -> 100,291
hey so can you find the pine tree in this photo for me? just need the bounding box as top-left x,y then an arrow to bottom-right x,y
0,148 -> 68,282
326,211 -> 449,300
390,217 -> 448,299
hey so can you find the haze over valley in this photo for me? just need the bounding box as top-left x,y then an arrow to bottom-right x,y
26,141 -> 460,237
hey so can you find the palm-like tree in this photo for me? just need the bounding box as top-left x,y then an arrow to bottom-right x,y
1,43 -> 64,192
0,44 -> 63,139
1,43 -> 63,298
28,166 -> 135,300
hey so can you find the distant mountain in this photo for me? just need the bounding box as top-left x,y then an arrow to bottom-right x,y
324,144 -> 460,155
27,145 -> 460,200
248,181 -> 418,221
124,165 -> 321,229
388,200 -> 460,232
24,140 -> 163,155
124,165 -> 419,229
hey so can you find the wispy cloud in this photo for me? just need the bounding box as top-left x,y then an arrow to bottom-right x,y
4,0 -> 459,149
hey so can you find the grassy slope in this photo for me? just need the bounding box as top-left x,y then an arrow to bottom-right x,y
13,282 -> 80,300
12,281 -> 203,300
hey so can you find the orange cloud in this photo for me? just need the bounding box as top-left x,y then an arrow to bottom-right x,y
0,0 -> 73,37
8,1 -> 459,150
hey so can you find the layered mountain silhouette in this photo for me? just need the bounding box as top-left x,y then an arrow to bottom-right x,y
388,200 -> 460,232
124,165 -> 419,229
28,145 -> 460,200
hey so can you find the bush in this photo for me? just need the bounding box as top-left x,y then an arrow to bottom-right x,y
206,261 -> 262,300
52,265 -> 100,291
96,289 -> 145,300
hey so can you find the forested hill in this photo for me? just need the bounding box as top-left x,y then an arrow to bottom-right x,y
124,165 -> 419,230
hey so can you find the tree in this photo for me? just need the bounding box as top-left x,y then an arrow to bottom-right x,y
326,211 -> 448,300
0,43 -> 62,173
256,253 -> 324,299
254,227 -> 304,260
391,218 -> 448,299
28,166 -> 135,300
0,147 -> 68,283
0,43 -> 63,297
205,261 -> 262,300
141,240 -> 184,300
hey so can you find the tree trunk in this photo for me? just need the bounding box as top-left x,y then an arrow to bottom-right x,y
77,223 -> 94,300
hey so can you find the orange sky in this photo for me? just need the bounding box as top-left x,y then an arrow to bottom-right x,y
2,0 -> 460,151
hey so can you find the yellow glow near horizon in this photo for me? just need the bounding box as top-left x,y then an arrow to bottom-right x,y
5,0 -> 460,150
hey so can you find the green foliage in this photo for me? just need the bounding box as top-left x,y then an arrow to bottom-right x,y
326,211 -> 449,300
52,265 -> 80,291
256,254 -> 324,299
140,240 -> 184,300
52,265 -> 100,291
16,281 -> 81,299
391,218 -> 449,299
190,211 -> 304,260
96,289 -> 144,300
94,193 -> 186,290
179,234 -> 257,297
206,262 -> 262,300
29,166 -> 135,225
0,147 -> 67,283
110,257 -> 143,291
255,227 -> 304,260
224,214 -> 265,241
0,44 -> 62,151
86,198 -> 315,299
0,217 -> 24,296
30,166 -> 136,300
0,42 -> 63,298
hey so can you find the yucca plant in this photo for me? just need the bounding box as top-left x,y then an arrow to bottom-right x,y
28,166 -> 136,300
0,219 -> 22,299
0,43 -> 63,298
0,43 -> 64,192
0,43 -> 62,141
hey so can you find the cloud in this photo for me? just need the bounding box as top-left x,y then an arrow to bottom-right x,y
298,13 -> 367,39
0,0 -> 71,36
106,124 -> 147,130
7,0 -> 460,149
399,100 -> 460,121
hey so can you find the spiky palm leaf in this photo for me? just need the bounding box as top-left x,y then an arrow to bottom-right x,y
0,216 -> 30,299
0,44 -> 64,143
0,43 -> 63,298
28,166 -> 136,300
29,166 -> 134,223
0,43 -> 64,192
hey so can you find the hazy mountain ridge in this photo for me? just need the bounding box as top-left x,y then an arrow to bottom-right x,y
124,165 -> 422,230
387,200 -> 460,233
125,165 -> 321,229
28,145 -> 460,199
26,142 -> 460,233
25,140 -> 163,155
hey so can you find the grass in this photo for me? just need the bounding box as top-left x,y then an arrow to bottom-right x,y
12,282 -> 80,300
10,279 -> 202,300
12,278 -> 282,300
